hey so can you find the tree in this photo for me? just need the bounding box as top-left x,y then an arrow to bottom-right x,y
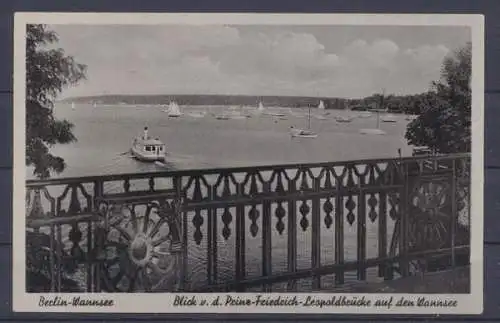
405,42 -> 471,154
25,24 -> 87,291
26,24 -> 87,179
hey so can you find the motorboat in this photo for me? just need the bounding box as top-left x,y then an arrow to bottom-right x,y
290,127 -> 318,138
358,111 -> 372,118
380,114 -> 397,123
215,114 -> 231,120
130,127 -> 166,162
359,128 -> 386,135
187,111 -> 206,118
265,112 -> 287,117
314,115 -> 328,120
335,116 -> 354,123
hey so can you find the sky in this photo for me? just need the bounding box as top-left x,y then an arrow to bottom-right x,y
48,24 -> 470,99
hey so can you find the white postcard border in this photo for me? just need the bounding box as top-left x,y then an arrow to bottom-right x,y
12,12 -> 485,314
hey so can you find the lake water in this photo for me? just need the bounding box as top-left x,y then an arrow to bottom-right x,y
31,103 -> 414,179
29,103 -> 414,291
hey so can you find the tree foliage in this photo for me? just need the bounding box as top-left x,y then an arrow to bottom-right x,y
26,24 -> 87,178
405,43 -> 472,153
25,25 -> 87,292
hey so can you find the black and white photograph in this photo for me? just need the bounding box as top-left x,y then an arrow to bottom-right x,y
13,13 -> 484,314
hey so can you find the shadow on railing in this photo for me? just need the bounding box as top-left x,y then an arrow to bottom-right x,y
25,153 -> 471,293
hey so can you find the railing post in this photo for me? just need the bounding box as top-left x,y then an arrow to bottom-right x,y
92,180 -> 104,292
262,180 -> 272,292
357,176 -> 367,281
286,178 -> 297,291
399,162 -> 410,277
378,191 -> 390,279
173,175 -> 187,291
54,196 -> 63,292
311,178 -> 321,290
25,155 -> 471,293
207,186 -> 217,286
450,159 -> 457,268
235,183 -> 246,291
334,179 -> 345,285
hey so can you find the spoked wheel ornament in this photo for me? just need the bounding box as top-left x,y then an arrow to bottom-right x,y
408,180 -> 451,253
389,179 -> 453,275
98,199 -> 183,292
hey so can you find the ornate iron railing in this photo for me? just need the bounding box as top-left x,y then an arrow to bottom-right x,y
25,153 -> 471,293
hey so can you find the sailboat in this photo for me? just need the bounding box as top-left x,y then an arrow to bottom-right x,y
318,100 -> 325,110
290,106 -> 318,138
71,102 -> 75,110
92,102 -> 97,109
252,101 -> 266,114
359,110 -> 386,135
166,101 -> 183,117
359,93 -> 387,135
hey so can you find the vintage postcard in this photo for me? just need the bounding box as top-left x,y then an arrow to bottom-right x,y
13,13 -> 484,314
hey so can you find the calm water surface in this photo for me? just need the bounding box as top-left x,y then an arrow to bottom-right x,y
34,103 -> 413,178
30,103 -> 412,291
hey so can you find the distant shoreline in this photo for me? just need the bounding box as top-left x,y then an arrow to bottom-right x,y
60,92 -> 430,115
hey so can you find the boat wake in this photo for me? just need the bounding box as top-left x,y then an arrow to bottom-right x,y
154,161 -> 168,168
154,160 -> 176,170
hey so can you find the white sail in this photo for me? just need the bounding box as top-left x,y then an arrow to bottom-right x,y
318,100 -> 325,110
167,101 -> 182,117
71,102 -> 75,110
258,102 -> 265,111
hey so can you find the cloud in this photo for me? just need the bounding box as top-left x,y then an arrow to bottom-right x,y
403,44 -> 450,65
210,31 -> 340,82
341,39 -> 400,68
51,25 -> 458,98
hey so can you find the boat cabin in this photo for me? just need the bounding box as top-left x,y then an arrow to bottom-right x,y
134,138 -> 165,153
131,127 -> 166,161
